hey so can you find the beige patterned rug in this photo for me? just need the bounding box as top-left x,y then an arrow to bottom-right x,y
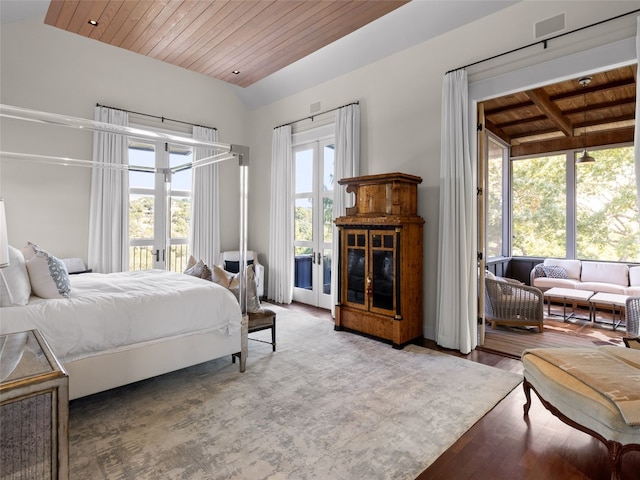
69,304 -> 522,480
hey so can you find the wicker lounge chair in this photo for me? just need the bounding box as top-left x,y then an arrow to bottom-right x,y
485,277 -> 545,332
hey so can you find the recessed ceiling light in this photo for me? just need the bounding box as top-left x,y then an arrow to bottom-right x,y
88,19 -> 98,26
232,70 -> 240,75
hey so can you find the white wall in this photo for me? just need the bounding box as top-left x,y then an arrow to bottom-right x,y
0,18 -> 249,260
1,1 -> 637,341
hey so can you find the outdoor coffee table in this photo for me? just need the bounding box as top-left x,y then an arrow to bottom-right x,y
588,292 -> 629,331
543,287 -> 594,321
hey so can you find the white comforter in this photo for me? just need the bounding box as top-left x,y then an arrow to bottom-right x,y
0,270 -> 242,363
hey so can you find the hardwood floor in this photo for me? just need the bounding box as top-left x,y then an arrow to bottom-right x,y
281,302 -> 640,480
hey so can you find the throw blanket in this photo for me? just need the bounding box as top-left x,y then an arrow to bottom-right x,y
523,346 -> 640,426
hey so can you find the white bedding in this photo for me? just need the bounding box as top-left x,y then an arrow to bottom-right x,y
0,270 -> 242,363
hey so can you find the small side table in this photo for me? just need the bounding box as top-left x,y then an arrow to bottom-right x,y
0,330 -> 69,480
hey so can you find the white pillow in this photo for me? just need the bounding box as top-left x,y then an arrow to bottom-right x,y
0,246 -> 32,307
22,243 -> 71,299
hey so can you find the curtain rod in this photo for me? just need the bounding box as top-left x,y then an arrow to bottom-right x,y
96,103 -> 217,131
275,101 -> 359,129
446,8 -> 640,75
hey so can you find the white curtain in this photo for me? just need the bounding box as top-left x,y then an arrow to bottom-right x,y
88,106 -> 129,273
635,16 -> 640,220
436,70 -> 477,354
190,126 -> 220,267
332,104 -> 360,316
268,125 -> 293,303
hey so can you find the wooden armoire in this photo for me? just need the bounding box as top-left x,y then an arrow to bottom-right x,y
334,172 -> 424,348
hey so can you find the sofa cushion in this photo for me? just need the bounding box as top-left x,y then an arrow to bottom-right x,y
625,286 -> 640,296
629,266 -> 640,287
543,259 -> 581,280
533,277 -> 581,290
581,261 -> 628,286
579,282 -> 627,295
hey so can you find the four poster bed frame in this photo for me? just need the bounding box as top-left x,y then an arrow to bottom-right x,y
0,104 -> 250,400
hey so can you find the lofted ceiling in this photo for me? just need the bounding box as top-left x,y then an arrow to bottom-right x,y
481,64 -> 636,158
44,0 -> 410,88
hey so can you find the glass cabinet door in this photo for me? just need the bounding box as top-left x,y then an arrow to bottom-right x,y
369,230 -> 397,314
343,230 -> 368,308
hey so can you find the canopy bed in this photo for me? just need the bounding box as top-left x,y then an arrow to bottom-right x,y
0,104 -> 251,400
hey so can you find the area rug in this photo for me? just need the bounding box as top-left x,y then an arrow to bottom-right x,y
69,304 -> 523,480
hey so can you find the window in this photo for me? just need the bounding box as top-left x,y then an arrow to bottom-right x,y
511,154 -> 566,258
128,137 -> 192,272
486,136 -> 507,258
292,125 -> 335,309
575,146 -> 640,262
506,145 -> 639,262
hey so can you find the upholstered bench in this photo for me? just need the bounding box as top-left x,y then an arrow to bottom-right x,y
522,347 -> 640,480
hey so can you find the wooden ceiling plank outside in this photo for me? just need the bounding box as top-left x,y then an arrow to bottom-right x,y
119,0 -> 171,50
125,1 -> 184,52
141,0 -> 214,58
198,0 -> 336,80
161,1 -> 242,65
182,1 -> 300,76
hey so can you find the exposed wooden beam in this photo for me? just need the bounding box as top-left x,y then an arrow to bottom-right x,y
524,88 -> 574,137
484,118 -> 510,144
511,126 -> 634,157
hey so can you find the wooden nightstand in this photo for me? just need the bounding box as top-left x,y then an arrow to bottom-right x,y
0,329 -> 69,480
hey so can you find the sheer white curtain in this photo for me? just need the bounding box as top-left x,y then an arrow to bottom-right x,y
190,126 -> 220,267
635,16 -> 640,219
88,106 -> 129,273
332,104 -> 360,316
268,125 -> 293,303
436,70 -> 477,354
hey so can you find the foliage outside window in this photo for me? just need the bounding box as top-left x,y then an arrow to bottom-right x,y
511,155 -> 567,258
575,146 -> 639,262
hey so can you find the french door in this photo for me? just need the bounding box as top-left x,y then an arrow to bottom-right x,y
292,138 -> 335,309
128,138 -> 192,272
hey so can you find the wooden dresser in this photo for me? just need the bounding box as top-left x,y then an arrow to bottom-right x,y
334,172 -> 424,348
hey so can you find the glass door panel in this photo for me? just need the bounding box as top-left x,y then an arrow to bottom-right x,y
344,231 -> 367,307
293,139 -> 335,309
370,231 -> 396,314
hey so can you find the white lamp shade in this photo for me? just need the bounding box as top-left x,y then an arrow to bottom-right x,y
0,198 -> 9,267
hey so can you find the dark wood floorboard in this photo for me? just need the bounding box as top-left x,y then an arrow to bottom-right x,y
280,302 -> 640,480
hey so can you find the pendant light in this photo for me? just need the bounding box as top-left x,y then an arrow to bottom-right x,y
576,76 -> 595,164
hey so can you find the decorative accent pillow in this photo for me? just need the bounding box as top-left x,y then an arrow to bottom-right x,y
533,264 -> 546,278
211,264 -> 262,313
542,265 -> 568,279
184,258 -> 212,280
0,246 -> 32,307
21,242 -> 71,299
224,259 -> 254,274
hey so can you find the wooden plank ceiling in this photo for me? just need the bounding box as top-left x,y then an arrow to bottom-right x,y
481,65 -> 636,157
44,0 -> 410,88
